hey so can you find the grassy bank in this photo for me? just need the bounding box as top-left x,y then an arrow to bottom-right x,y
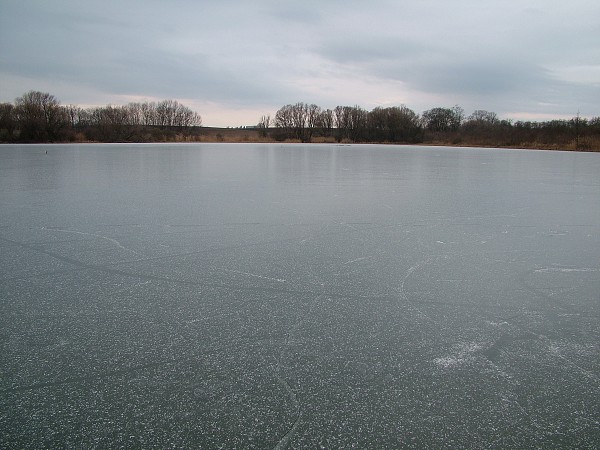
3,126 -> 599,152
193,128 -> 600,152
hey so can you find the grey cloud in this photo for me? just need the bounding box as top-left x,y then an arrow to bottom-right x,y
264,3 -> 324,24
397,59 -> 551,96
1,0 -> 599,124
318,36 -> 432,65
0,0 -> 289,107
106,51 -> 287,106
317,36 -> 549,97
313,24 -> 599,117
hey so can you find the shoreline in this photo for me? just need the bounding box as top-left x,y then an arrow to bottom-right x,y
2,139 -> 598,153
2,126 -> 599,152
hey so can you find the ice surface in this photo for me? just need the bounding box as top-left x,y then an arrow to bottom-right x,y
1,143 -> 599,448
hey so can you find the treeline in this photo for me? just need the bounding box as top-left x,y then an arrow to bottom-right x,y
260,103 -> 600,150
3,91 -> 598,150
261,104 -> 423,143
0,91 -> 202,143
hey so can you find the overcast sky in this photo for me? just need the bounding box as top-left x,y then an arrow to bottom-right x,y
1,0 -> 599,127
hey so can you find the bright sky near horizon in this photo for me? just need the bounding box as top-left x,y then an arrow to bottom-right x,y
1,0 -> 599,127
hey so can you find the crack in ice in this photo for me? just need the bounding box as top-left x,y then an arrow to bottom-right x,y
41,227 -> 140,255
222,269 -> 285,283
534,267 -> 600,273
343,256 -> 373,265
273,294 -> 322,449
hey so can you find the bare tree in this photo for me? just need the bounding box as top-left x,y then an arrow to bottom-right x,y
14,91 -> 68,141
468,110 -> 498,124
368,105 -> 421,142
451,105 -> 465,129
334,105 -> 368,141
0,103 -> 16,141
422,107 -> 456,132
318,109 -> 334,137
257,114 -> 271,137
274,104 -> 298,140
305,104 -> 321,141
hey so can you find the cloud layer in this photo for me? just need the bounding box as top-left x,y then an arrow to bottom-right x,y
1,0 -> 599,126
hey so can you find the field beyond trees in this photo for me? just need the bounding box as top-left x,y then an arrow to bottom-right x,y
1,92 -> 599,151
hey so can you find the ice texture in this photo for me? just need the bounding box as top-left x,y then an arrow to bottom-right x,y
1,143 -> 599,448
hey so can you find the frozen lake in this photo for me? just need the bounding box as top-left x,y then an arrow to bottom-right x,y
1,143 -> 599,448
